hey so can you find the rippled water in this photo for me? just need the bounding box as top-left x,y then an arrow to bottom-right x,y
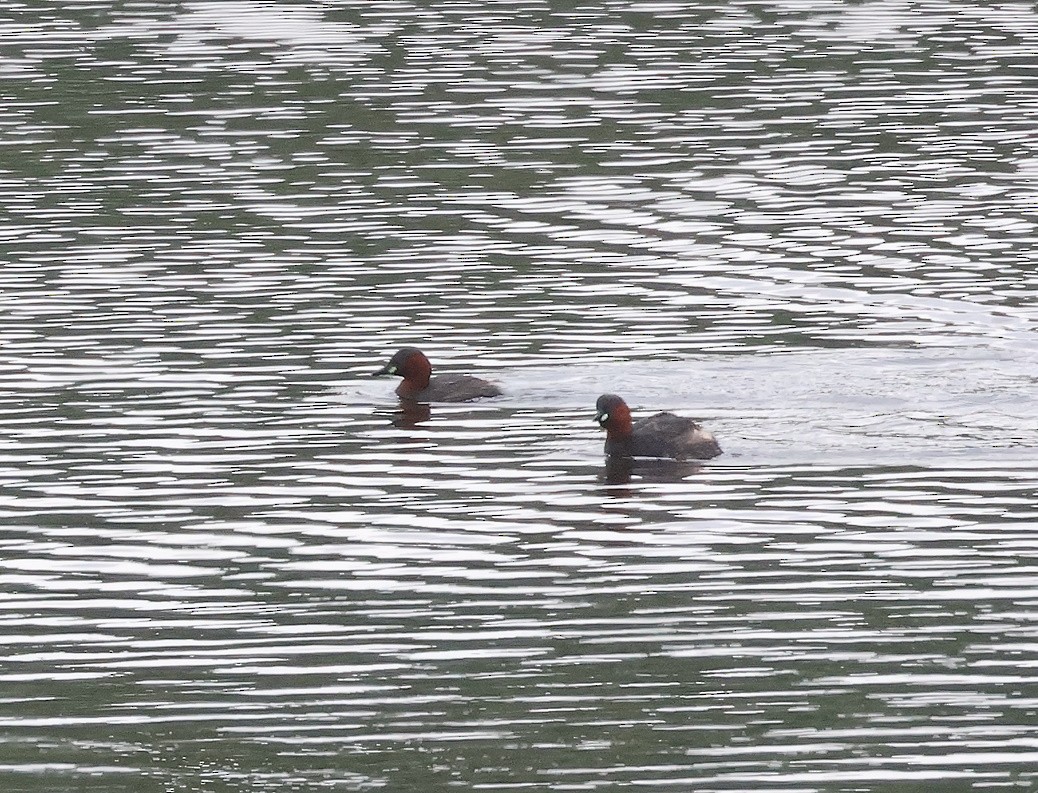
3,1 -> 1038,790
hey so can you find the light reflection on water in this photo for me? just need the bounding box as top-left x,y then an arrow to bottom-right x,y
2,0 -> 1038,790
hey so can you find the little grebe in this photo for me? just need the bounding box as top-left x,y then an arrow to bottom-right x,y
594,393 -> 721,460
374,347 -> 502,402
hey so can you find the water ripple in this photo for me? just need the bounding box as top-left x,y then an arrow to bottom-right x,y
2,0 -> 1038,790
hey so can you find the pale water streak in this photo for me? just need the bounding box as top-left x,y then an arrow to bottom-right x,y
1,0 -> 1038,791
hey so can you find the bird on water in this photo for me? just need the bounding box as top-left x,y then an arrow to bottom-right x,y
374,347 -> 502,402
594,393 -> 721,460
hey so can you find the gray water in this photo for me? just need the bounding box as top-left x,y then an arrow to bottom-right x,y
2,1 -> 1038,791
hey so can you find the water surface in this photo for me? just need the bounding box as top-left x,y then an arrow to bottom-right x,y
2,1 -> 1038,790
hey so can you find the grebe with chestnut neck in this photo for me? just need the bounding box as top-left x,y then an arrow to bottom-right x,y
594,393 -> 721,460
373,347 -> 502,402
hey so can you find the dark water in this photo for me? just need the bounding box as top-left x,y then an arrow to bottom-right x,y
2,1 -> 1038,791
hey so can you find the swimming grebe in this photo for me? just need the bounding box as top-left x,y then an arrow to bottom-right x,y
594,393 -> 721,460
374,347 -> 502,402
